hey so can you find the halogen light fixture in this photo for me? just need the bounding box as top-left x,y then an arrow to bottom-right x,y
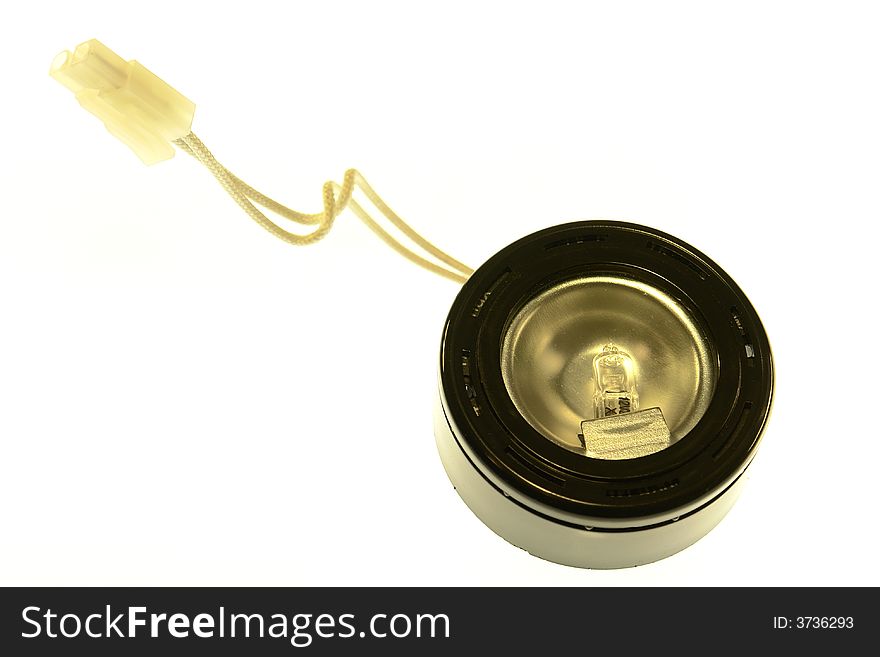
436,222 -> 772,567
51,40 -> 773,569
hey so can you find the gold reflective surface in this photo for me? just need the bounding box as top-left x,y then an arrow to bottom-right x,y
501,276 -> 717,455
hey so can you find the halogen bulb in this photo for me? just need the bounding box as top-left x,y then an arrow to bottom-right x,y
581,342 -> 672,459
592,343 -> 639,419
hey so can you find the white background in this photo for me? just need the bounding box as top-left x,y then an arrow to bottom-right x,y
1,1 -> 878,586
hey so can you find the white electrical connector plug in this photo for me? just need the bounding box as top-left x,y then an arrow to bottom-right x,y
50,39 -> 195,165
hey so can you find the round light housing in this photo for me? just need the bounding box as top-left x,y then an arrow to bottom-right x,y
435,221 -> 773,568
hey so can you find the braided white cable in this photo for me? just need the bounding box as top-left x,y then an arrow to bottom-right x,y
175,133 -> 473,284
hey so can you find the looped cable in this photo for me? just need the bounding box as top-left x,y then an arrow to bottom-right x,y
174,133 -> 472,284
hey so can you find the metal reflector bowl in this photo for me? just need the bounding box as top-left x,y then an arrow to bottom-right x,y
501,275 -> 717,455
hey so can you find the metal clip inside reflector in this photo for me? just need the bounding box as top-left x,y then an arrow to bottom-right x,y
580,407 -> 672,459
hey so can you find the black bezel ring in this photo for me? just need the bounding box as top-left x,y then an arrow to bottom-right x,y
439,221 -> 773,521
